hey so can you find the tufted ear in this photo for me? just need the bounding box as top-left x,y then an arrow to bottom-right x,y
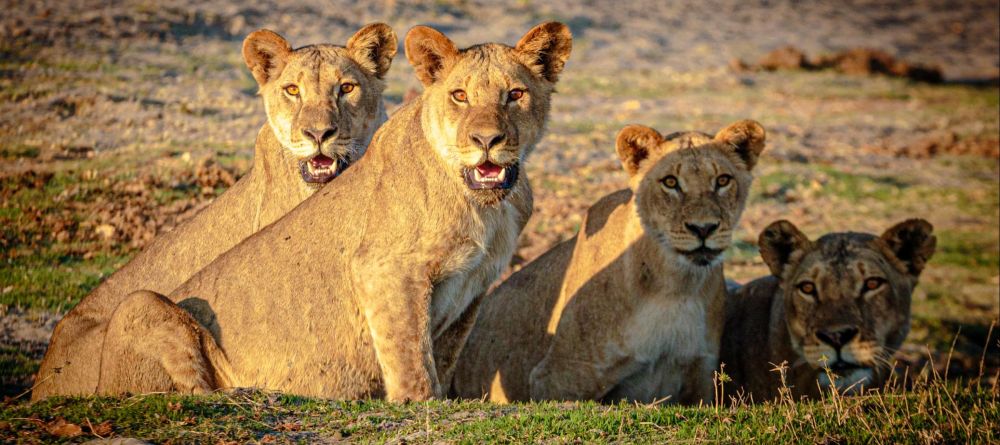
880,219 -> 936,278
758,220 -> 812,279
616,125 -> 664,178
243,29 -> 293,86
405,25 -> 459,86
515,22 -> 573,83
714,119 -> 766,170
347,23 -> 398,79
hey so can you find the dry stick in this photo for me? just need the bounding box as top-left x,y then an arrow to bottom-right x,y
944,326 -> 962,382
977,320 -> 996,388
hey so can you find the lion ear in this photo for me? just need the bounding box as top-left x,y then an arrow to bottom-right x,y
243,29 -> 292,86
758,220 -> 812,279
714,119 -> 766,170
405,26 -> 458,86
615,125 -> 664,178
347,23 -> 398,79
515,22 -> 573,83
880,219 -> 936,278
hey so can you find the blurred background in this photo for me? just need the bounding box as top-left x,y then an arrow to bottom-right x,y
1,0 -> 998,397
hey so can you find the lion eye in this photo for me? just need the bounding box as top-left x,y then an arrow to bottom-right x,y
508,88 -> 525,102
284,85 -> 300,96
662,175 -> 679,190
340,83 -> 355,94
716,174 -> 732,189
451,90 -> 468,103
797,281 -> 817,296
863,277 -> 885,292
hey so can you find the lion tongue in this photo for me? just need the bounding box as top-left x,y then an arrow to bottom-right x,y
310,154 -> 335,169
475,162 -> 503,179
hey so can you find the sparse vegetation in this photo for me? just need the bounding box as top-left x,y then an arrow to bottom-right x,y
1,0 -> 997,442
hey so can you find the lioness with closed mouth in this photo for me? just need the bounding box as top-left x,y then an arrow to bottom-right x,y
719,219 -> 936,402
91,22 -> 572,401
452,120 -> 766,404
33,24 -> 397,400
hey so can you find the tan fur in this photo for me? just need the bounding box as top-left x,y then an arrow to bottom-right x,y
452,120 -> 767,404
90,23 -> 571,402
33,24 -> 396,400
720,219 -> 936,402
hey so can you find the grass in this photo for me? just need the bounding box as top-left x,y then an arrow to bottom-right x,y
1,378 -> 996,443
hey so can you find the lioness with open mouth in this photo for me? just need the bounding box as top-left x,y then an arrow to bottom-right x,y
33,24 -> 397,400
90,22 -> 572,402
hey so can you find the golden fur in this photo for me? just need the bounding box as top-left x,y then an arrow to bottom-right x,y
32,24 -> 396,400
720,219 -> 936,402
90,23 -> 572,402
452,120 -> 767,404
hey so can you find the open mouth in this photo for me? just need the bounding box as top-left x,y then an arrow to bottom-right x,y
463,161 -> 518,190
299,153 -> 342,184
678,245 -> 724,266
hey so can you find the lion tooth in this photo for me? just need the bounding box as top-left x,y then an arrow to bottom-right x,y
497,168 -> 506,181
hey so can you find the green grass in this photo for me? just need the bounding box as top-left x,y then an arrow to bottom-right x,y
2,382 -> 995,443
0,251 -> 129,313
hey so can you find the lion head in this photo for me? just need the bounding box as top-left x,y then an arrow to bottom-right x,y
242,24 -> 396,187
615,120 -> 767,267
758,219 -> 936,393
403,22 -> 572,206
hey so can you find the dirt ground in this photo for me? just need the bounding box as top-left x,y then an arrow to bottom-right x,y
1,0 -> 998,397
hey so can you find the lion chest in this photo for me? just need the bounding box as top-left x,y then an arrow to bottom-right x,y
612,294 -> 713,400
430,200 -> 522,337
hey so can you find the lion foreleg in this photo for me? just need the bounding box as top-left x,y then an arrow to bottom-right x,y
356,272 -> 440,401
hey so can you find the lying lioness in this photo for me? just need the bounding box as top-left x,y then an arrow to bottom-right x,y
91,22 -> 572,402
33,24 -> 397,400
452,120 -> 766,404
720,219 -> 936,402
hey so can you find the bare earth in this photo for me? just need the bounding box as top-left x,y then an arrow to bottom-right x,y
1,0 -> 998,397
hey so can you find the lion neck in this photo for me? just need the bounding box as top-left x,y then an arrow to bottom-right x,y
249,123 -> 315,227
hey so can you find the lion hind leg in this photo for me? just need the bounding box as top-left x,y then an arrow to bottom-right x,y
97,290 -> 224,395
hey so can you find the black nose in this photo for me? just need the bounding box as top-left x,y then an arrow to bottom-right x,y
470,132 -> 505,150
303,126 -> 337,146
816,326 -> 860,349
685,222 -> 719,240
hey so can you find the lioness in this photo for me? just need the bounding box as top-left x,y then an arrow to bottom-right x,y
92,23 -> 572,401
719,219 -> 936,402
33,24 -> 397,400
452,120 -> 766,404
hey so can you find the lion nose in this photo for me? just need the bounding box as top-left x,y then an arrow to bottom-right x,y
816,326 -> 860,349
469,132 -> 505,150
302,126 -> 338,146
685,222 -> 719,240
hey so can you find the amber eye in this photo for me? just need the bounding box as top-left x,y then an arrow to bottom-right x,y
662,175 -> 679,190
716,174 -> 732,189
451,90 -> 468,102
340,83 -> 355,94
863,277 -> 885,292
508,88 -> 525,102
284,84 -> 300,96
797,281 -> 817,296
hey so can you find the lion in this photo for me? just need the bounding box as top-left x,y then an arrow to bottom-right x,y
451,120 -> 767,404
88,22 -> 573,402
32,24 -> 398,400
719,219 -> 936,402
